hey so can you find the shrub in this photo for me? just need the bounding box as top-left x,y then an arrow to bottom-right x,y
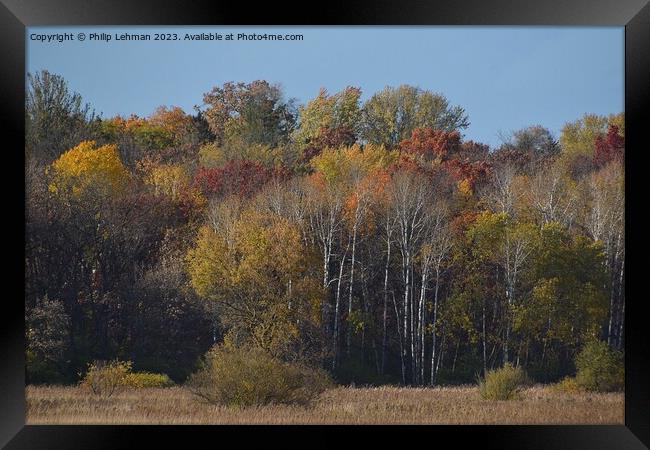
187,344 -> 333,407
80,360 -> 132,397
575,340 -> 624,392
553,376 -> 583,394
80,360 -> 174,395
478,363 -> 528,400
121,372 -> 174,388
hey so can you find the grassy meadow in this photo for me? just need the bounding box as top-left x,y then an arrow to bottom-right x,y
26,385 -> 624,425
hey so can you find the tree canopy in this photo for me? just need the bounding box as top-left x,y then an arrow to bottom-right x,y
25,70 -> 625,387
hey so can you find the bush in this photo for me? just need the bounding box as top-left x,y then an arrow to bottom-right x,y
478,363 -> 528,400
80,360 -> 132,397
575,340 -> 624,392
80,360 -> 174,395
122,372 -> 174,388
553,376 -> 583,394
187,344 -> 333,407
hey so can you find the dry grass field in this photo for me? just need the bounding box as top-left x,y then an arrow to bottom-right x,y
26,385 -> 624,425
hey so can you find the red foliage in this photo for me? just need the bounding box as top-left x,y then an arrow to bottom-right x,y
398,128 -> 461,162
393,128 -> 493,194
445,158 -> 491,191
389,154 -> 429,176
594,125 -> 624,168
271,165 -> 295,183
194,160 -> 274,199
302,126 -> 357,163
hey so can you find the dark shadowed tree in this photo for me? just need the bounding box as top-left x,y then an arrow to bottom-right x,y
26,70 -> 96,163
26,296 -> 71,383
502,126 -> 560,158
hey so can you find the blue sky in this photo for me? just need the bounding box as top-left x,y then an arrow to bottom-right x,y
26,26 -> 623,148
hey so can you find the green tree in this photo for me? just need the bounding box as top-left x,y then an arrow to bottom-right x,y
293,87 -> 362,150
361,85 -> 469,148
501,125 -> 560,158
26,70 -> 95,163
467,212 -> 538,365
202,80 -> 297,147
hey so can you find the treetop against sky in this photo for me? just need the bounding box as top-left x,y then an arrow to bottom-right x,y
27,26 -> 623,147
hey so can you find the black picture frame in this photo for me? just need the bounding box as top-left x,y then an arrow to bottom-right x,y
2,0 -> 648,448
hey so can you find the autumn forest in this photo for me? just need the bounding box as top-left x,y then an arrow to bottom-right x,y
25,71 -> 625,392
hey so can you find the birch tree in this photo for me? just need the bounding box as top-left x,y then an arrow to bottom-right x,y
388,170 -> 432,383
584,162 -> 624,349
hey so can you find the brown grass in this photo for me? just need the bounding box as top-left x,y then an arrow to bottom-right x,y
26,384 -> 624,425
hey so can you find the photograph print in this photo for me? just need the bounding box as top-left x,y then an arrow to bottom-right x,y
24,25 -> 626,425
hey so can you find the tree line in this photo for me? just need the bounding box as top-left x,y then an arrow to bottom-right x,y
25,70 -> 624,385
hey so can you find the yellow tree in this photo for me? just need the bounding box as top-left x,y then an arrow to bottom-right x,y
141,162 -> 190,200
186,210 -> 323,361
48,140 -> 130,198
